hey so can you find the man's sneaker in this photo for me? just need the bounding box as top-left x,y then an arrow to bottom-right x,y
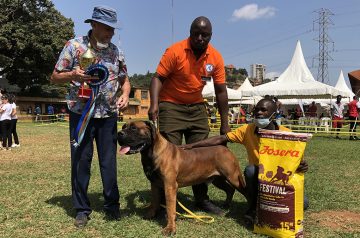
243,209 -> 256,225
105,209 -> 121,221
196,200 -> 224,215
74,213 -> 89,228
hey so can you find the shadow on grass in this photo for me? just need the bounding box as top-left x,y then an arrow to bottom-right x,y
123,189 -> 251,229
46,190 -> 251,229
45,193 -> 105,218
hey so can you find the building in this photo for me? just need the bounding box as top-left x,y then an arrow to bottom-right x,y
122,86 -> 150,119
225,64 -> 235,74
250,64 -> 266,85
0,69 -> 151,120
13,87 -> 150,121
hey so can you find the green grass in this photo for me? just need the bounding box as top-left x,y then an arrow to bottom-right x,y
0,121 -> 359,238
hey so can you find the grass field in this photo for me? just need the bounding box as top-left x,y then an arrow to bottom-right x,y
0,121 -> 359,238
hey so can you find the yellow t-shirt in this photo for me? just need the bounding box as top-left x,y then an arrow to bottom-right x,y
225,123 -> 291,165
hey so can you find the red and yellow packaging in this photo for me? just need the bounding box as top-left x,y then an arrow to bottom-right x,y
254,129 -> 312,238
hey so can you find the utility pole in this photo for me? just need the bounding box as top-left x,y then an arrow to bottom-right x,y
171,0 -> 174,44
313,8 -> 334,84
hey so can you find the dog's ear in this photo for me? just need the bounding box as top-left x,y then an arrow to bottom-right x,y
145,121 -> 157,141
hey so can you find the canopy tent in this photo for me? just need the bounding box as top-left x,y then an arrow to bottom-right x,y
335,70 -> 355,98
242,41 -> 352,98
236,77 -> 253,92
202,79 -> 242,100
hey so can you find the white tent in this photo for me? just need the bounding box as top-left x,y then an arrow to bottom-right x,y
202,79 -> 242,100
334,70 -> 355,98
236,77 -> 253,92
202,80 -> 216,98
242,41 -> 352,98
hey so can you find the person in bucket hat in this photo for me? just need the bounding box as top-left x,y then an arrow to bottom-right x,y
51,5 -> 130,228
84,5 -> 121,29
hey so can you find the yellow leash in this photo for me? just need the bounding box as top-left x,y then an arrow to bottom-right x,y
160,200 -> 215,224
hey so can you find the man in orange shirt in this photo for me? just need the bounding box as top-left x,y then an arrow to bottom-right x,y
148,16 -> 230,215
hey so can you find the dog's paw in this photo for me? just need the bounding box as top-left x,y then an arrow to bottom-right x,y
162,226 -> 176,236
143,209 -> 157,220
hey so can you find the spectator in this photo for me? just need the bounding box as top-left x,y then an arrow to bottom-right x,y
27,106 -> 33,115
331,95 -> 345,139
348,96 -> 360,140
307,101 -> 318,126
34,105 -> 41,122
59,106 -> 67,121
47,104 -> 55,122
0,94 -> 13,150
307,101 -> 317,117
273,97 -> 283,125
210,103 -> 218,123
9,94 -> 20,147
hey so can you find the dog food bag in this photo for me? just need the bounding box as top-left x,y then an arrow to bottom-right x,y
254,129 -> 312,238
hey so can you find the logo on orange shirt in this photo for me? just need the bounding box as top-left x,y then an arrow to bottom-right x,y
205,64 -> 214,73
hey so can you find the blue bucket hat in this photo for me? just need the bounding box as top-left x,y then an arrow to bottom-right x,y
84,5 -> 120,29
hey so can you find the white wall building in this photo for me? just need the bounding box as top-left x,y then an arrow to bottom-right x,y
250,64 -> 266,83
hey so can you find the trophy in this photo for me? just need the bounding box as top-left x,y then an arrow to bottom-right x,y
80,43 -> 95,70
78,43 -> 95,100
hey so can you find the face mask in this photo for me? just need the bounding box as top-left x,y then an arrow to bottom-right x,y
96,41 -> 109,49
94,36 -> 109,49
254,112 -> 275,129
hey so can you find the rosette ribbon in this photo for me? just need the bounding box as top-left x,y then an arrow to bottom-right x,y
71,64 -> 109,148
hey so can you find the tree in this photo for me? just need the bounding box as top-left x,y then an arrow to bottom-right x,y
226,66 -> 248,88
129,71 -> 155,88
0,0 -> 74,92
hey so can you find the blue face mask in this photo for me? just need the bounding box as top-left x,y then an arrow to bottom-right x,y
254,112 -> 275,129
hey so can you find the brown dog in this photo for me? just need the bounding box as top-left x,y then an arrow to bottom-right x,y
118,121 -> 246,236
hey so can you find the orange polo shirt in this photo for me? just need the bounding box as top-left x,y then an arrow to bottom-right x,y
156,38 -> 225,104
226,124 -> 291,166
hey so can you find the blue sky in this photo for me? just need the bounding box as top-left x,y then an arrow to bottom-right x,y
52,0 -> 360,87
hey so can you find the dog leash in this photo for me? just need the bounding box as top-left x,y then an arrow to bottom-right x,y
160,201 -> 215,224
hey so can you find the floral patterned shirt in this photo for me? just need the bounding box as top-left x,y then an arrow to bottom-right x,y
54,31 -> 127,118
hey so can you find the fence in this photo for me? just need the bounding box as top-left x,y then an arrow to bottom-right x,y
17,114 -> 360,138
209,116 -> 360,138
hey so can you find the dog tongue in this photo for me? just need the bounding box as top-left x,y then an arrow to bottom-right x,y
119,146 -> 130,155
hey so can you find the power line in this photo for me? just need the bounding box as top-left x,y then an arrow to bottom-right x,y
224,29 -> 312,59
330,23 -> 360,29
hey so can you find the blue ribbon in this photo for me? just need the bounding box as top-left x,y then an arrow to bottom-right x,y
72,64 -> 109,148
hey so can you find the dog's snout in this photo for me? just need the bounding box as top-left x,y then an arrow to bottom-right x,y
118,130 -> 125,137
